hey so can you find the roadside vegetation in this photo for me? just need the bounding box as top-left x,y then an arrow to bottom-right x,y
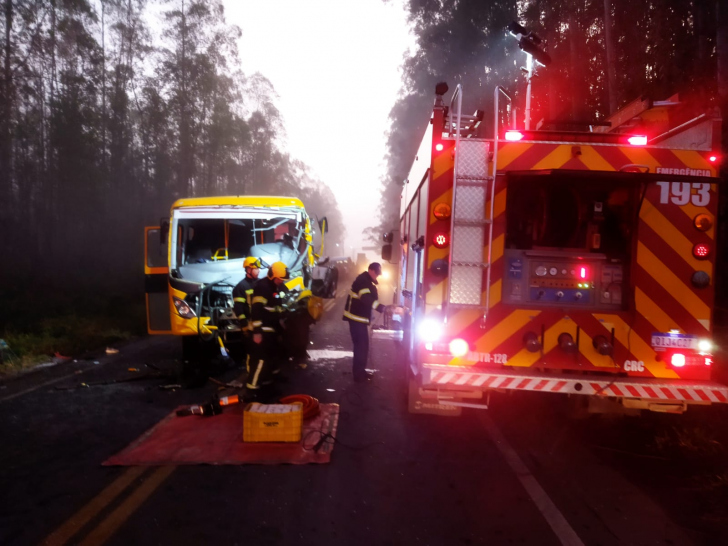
0,287 -> 145,375
577,404 -> 728,540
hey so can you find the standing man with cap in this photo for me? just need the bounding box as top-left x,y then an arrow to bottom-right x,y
246,261 -> 290,399
343,262 -> 386,382
232,256 -> 261,370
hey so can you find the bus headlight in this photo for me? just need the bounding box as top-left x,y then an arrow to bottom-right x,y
173,297 -> 196,319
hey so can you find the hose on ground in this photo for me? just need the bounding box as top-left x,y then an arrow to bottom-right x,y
279,394 -> 320,420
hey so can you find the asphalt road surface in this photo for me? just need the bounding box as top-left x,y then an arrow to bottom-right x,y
1,290 -> 727,546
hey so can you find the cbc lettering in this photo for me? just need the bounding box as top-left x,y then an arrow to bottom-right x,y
624,360 -> 645,372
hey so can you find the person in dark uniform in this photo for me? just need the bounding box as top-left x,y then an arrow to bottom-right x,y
343,262 -> 386,382
232,256 -> 261,371
246,261 -> 290,398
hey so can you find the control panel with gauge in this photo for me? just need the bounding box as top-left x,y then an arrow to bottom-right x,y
502,249 -> 625,309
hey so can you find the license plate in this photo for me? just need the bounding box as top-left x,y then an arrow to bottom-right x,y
651,333 -> 698,350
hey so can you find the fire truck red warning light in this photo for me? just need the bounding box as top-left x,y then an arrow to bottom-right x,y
435,143 -> 444,152
627,135 -> 648,146
433,233 -> 449,248
505,130 -> 524,142
671,353 -> 686,367
693,243 -> 710,259
579,267 -> 588,279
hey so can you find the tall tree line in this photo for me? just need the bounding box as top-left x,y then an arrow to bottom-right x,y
379,0 -> 721,236
0,0 -> 343,291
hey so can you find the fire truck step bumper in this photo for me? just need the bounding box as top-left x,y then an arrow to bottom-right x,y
422,365 -> 728,404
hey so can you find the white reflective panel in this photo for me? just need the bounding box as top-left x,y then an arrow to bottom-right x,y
452,225 -> 484,263
456,140 -> 489,178
454,184 -> 486,222
450,265 -> 482,305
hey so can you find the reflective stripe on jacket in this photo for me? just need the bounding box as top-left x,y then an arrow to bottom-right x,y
251,277 -> 287,335
342,271 -> 385,325
232,276 -> 258,327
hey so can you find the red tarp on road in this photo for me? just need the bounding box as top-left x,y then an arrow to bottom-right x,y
103,403 -> 339,466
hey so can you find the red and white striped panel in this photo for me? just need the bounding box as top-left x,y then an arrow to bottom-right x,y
425,367 -> 728,403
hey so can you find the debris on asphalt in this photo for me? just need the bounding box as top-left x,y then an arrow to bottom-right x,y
128,368 -> 140,372
106,347 -> 120,355
208,377 -> 245,389
159,384 -> 182,390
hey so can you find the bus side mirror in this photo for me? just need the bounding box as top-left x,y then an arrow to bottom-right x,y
382,244 -> 392,262
318,217 -> 329,234
160,219 -> 170,245
383,231 -> 393,243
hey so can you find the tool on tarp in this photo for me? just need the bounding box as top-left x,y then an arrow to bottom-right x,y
175,394 -> 240,417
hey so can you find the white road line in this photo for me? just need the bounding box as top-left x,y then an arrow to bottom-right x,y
477,412 -> 585,546
0,372 -> 84,403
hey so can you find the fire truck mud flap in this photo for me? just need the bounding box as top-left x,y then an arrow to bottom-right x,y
422,365 -> 728,412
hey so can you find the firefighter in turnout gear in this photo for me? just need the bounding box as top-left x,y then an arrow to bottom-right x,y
343,262 -> 386,382
232,257 -> 261,370
246,261 -> 290,396
232,257 -> 261,330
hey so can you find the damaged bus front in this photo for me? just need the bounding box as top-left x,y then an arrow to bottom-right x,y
144,196 -> 336,368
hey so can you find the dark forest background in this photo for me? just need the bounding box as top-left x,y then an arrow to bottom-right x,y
0,0 -> 345,296
1,0 -> 727,356
377,0 -> 726,239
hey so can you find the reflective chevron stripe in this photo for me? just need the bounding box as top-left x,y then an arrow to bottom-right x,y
417,138 -> 719,389
425,366 -> 728,403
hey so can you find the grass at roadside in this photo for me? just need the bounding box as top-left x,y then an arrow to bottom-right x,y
0,287 -> 147,375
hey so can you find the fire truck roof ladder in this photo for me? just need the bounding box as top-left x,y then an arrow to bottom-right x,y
445,85 -> 500,324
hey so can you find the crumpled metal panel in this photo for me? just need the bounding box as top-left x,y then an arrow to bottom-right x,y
454,184 -> 486,222
452,225 -> 483,263
449,265 -> 483,305
456,140 -> 489,179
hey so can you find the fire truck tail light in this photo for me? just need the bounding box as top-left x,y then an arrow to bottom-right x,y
449,338 -> 469,358
697,339 -> 712,353
692,243 -> 710,259
592,335 -> 613,356
671,353 -> 686,367
705,357 -> 713,366
693,214 -> 712,232
505,130 -> 524,141
691,270 -> 710,288
435,143 -> 444,152
523,332 -> 541,353
558,333 -> 576,353
419,319 -> 442,342
708,154 -> 719,163
433,233 -> 450,249
627,135 -> 648,146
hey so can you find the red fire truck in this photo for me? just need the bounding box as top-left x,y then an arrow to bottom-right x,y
386,83 -> 727,415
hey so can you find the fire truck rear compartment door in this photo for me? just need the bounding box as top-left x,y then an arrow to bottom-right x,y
145,226 -> 172,334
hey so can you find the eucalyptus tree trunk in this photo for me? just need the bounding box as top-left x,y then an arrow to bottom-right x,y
603,0 -> 617,115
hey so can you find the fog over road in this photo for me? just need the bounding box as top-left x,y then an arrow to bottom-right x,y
0,292 -> 722,545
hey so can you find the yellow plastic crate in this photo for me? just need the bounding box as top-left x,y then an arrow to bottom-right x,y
243,402 -> 303,443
